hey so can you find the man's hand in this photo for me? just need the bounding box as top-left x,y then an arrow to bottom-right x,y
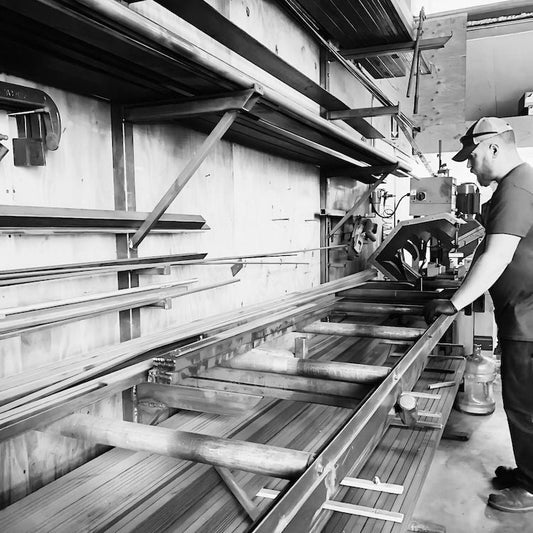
424,299 -> 457,324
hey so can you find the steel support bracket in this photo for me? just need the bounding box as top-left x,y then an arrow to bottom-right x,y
129,86 -> 262,249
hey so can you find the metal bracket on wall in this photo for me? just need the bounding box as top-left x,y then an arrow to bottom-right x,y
0,81 -> 62,167
127,85 -> 263,249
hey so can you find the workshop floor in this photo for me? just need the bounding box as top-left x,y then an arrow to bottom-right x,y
413,375 -> 533,533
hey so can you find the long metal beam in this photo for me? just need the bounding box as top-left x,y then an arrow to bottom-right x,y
129,110 -> 238,248
339,36 -> 451,60
124,87 -> 263,122
327,105 -> 400,120
72,0 -> 411,172
250,314 -> 456,532
155,0 -> 384,139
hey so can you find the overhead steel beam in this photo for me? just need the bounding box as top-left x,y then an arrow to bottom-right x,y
155,0 -> 384,140
327,105 -> 400,120
124,87 -> 263,122
250,314 -> 456,532
339,36 -> 451,61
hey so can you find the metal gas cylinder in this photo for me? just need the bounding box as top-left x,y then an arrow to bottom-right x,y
456,344 -> 497,415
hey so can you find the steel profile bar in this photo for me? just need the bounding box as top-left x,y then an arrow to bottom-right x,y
124,86 -> 263,123
250,314 -> 456,532
72,0 -> 411,172
339,36 -> 451,61
299,321 -> 425,341
136,382 -> 263,415
43,414 -> 313,479
327,105 -> 399,120
130,108 -> 240,248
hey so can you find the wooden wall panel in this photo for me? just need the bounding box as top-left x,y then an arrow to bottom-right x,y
132,121 -> 321,334
412,14 -> 468,153
0,75 -> 121,507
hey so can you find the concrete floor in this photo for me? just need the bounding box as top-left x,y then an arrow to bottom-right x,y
413,375 -> 533,533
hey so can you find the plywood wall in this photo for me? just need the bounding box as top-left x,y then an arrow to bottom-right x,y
0,74 -> 122,507
411,14 -> 468,153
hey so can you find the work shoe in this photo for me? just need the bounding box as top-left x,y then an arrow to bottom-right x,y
492,466 -> 518,489
488,487 -> 533,513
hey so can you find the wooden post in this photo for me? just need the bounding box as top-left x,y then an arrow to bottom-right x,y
221,350 -> 389,384
43,414 -> 312,479
299,321 -> 425,341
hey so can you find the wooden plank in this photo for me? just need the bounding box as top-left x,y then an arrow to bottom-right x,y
322,500 -> 403,523
341,477 -> 404,495
257,489 -> 404,523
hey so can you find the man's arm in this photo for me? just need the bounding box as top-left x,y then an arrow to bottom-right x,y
450,233 -> 521,311
424,233 -> 520,323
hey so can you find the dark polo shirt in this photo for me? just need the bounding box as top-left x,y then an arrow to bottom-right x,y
484,163 -> 533,341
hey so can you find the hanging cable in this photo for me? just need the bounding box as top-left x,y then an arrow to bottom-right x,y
370,192 -> 410,219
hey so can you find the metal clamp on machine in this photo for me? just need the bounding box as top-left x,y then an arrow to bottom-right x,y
0,81 -> 62,166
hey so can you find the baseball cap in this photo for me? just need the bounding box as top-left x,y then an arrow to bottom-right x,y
452,117 -> 513,162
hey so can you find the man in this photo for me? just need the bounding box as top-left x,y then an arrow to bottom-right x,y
424,117 -> 533,513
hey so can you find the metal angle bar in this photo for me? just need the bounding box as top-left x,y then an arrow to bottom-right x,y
252,118 -> 369,167
130,108 -> 241,248
250,314 -> 456,533
215,466 -> 261,521
327,105 -> 399,120
407,8 -> 426,99
339,36 -> 451,60
124,86 -> 263,122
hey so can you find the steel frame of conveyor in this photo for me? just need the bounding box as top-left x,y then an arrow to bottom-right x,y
250,313 -> 456,533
